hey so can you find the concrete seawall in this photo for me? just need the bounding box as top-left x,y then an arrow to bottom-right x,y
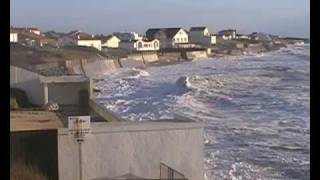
58,121 -> 204,180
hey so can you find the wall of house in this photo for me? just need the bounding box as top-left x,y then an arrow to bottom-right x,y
186,50 -> 208,60
10,65 -> 44,105
10,33 -> 18,42
102,37 -> 120,48
172,29 -> 189,45
119,41 -> 135,52
57,121 -> 204,180
136,40 -> 160,51
77,40 -> 102,51
154,32 -> 172,49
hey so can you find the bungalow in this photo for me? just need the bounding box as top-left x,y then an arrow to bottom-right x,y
97,35 -> 120,48
145,28 -> 189,48
217,29 -> 237,40
119,38 -> 160,52
12,27 -> 41,35
58,31 -> 102,51
17,32 -> 58,47
189,27 -> 217,46
10,29 -> 18,42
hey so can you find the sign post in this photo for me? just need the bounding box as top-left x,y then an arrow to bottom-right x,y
68,116 -> 91,180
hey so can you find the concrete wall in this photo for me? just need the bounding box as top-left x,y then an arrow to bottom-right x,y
58,121 -> 204,180
186,50 -> 208,60
10,65 -> 44,105
48,82 -> 88,105
119,58 -> 145,68
82,60 -> 118,78
142,52 -> 159,62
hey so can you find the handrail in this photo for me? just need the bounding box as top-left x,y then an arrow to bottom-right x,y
160,162 -> 187,180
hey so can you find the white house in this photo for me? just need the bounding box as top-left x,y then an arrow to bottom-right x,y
97,35 -> 121,48
119,39 -> 160,52
189,27 -> 217,46
58,31 -> 102,51
218,29 -> 237,40
10,29 -> 18,42
146,28 -> 189,48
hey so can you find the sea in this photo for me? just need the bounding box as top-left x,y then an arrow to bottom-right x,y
94,44 -> 310,180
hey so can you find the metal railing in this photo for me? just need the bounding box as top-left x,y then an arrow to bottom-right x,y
160,163 -> 187,180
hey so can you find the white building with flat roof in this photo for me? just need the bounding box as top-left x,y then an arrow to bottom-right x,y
119,39 -> 160,52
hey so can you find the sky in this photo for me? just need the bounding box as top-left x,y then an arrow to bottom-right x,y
10,0 -> 309,38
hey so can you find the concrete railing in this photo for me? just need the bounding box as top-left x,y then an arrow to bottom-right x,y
88,99 -> 125,122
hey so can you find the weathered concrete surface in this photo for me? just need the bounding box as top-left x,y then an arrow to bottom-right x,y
158,52 -> 182,61
47,82 -> 88,105
142,52 -> 159,62
10,65 -> 45,105
119,58 -> 146,68
58,121 -> 204,180
88,99 -> 124,122
186,50 -> 208,60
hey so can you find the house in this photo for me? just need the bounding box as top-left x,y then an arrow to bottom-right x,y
12,27 -> 41,35
249,32 -> 272,41
217,29 -> 237,40
145,28 -> 189,48
58,31 -> 102,51
10,29 -> 18,42
119,38 -> 160,52
17,31 -> 58,47
97,35 -> 120,48
189,27 -> 217,46
113,32 -> 143,41
236,34 -> 250,40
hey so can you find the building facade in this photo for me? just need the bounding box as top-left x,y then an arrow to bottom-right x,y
10,30 -> 18,42
98,35 -> 120,48
189,27 -> 217,46
146,28 -> 189,48
218,29 -> 237,40
58,31 -> 102,51
119,39 -> 160,52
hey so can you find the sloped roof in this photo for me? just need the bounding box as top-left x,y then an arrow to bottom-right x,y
190,27 -> 207,31
96,35 -> 120,43
218,29 -> 236,35
146,28 -> 183,39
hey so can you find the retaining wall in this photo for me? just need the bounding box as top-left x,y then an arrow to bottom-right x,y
58,121 -> 204,180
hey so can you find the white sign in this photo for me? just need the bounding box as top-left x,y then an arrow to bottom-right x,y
68,116 -> 91,142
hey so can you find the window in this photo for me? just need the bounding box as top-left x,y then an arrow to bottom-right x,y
154,41 -> 158,48
138,42 -> 142,49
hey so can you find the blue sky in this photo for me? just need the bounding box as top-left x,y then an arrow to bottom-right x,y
10,0 -> 309,38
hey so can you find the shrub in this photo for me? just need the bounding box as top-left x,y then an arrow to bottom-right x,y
10,97 -> 19,110
10,161 -> 48,180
